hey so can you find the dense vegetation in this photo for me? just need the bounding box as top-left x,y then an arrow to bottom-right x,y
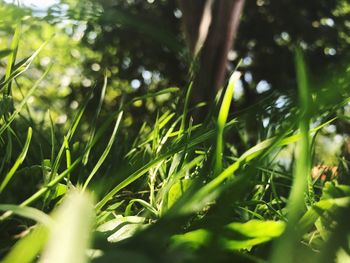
0,1 -> 350,262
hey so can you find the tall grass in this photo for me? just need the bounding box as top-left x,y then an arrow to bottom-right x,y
0,27 -> 350,263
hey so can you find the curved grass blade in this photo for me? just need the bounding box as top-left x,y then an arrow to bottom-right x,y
82,111 -> 123,191
0,204 -> 53,226
214,71 -> 241,176
0,127 -> 32,193
125,198 -> 158,218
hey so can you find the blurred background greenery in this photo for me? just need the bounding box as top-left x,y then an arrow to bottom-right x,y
1,0 -> 349,166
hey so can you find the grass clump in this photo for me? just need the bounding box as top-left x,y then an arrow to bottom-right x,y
0,28 -> 350,263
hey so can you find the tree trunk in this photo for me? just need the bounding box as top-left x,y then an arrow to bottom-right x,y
178,0 -> 245,119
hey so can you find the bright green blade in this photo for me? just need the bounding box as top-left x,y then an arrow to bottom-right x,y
214,71 -> 241,176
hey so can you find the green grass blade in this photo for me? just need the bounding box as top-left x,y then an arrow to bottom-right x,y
0,204 -> 53,226
179,81 -> 193,135
50,86 -> 95,179
3,22 -> 21,97
63,135 -> 71,183
94,123 -> 225,211
129,87 -> 179,105
125,198 -> 158,217
0,127 -> 32,193
16,111 -> 125,210
83,73 -> 108,165
48,110 -> 56,166
159,155 -> 204,214
95,156 -> 168,212
214,71 -> 241,176
270,46 -> 312,263
0,41 -> 48,92
82,111 -> 123,191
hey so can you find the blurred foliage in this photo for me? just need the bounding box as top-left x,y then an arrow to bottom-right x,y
0,0 -> 348,165
57,0 -> 350,103
54,0 -> 350,155
2,0 -> 349,126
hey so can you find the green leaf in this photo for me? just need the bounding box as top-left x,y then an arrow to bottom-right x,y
107,224 -> 145,243
171,229 -> 212,250
97,215 -> 145,232
298,183 -> 350,234
171,220 -> 285,251
97,215 -> 146,243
